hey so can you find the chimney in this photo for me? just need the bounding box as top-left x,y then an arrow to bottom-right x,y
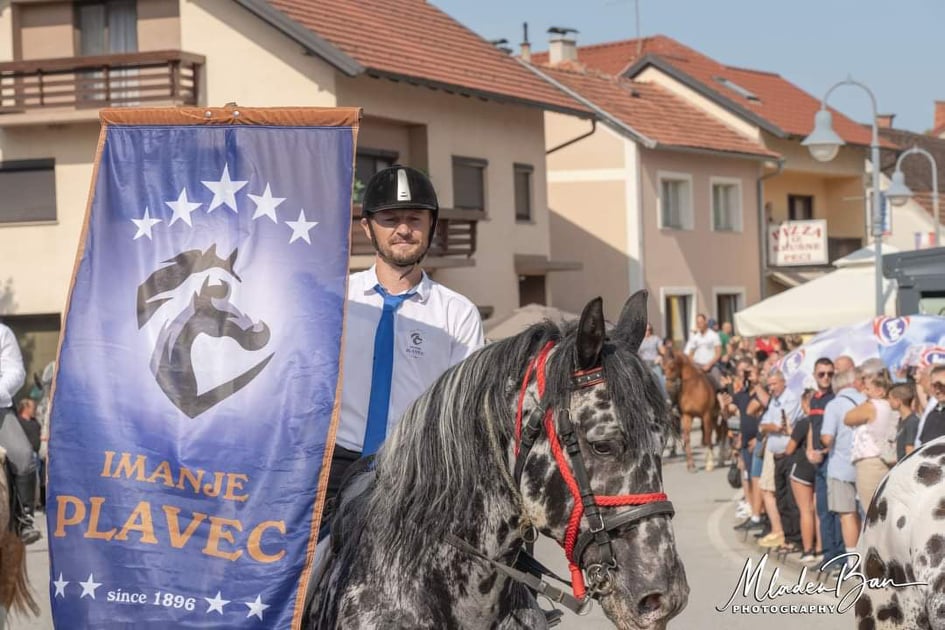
875,113 -> 895,129
520,23 -> 531,62
547,27 -> 578,65
936,101 -> 945,132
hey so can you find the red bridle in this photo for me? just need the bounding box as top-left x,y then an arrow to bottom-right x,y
514,342 -> 671,600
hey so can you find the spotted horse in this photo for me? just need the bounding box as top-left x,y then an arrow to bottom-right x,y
855,436 -> 945,629
305,292 -> 689,629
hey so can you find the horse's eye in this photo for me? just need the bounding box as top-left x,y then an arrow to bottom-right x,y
590,441 -> 616,457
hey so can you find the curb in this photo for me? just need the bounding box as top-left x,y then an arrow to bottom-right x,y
729,506 -> 841,585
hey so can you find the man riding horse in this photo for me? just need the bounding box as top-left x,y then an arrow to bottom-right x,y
683,314 -> 723,390
0,323 -> 40,545
324,165 -> 484,513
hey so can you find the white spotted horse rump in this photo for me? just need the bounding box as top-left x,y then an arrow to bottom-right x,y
856,436 -> 945,629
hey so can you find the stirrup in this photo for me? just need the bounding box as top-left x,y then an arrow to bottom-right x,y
16,518 -> 41,545
543,608 -> 564,627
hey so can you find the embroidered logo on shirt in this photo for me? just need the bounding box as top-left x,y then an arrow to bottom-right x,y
406,329 -> 424,358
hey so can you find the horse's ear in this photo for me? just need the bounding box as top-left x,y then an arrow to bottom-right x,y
615,290 -> 648,352
576,297 -> 605,370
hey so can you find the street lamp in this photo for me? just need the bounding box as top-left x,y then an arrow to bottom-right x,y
802,77 -> 885,316
884,146 -> 939,248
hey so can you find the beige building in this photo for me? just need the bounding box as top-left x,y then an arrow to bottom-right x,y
0,0 -> 589,387
531,34 -> 895,337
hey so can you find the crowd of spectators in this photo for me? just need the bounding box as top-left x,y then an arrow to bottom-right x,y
714,338 -> 945,574
637,319 -> 943,573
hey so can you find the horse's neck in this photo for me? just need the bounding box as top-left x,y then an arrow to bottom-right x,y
353,485 -> 527,627
677,356 -> 700,379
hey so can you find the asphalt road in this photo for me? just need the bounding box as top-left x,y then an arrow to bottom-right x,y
537,445 -> 855,629
13,445 -> 857,629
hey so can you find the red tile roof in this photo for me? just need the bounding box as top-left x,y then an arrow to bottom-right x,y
533,35 -> 885,146
263,0 -> 590,116
537,65 -> 778,159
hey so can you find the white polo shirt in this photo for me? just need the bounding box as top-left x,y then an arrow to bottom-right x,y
336,266 -> 485,452
683,329 -> 721,366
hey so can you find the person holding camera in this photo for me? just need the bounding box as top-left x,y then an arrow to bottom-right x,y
723,360 -> 766,531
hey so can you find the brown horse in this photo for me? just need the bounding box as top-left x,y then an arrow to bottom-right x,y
661,348 -> 725,472
0,449 -> 38,629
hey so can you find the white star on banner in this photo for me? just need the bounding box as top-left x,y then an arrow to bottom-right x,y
286,209 -> 319,244
245,594 -> 270,620
202,164 -> 247,213
79,573 -> 101,599
205,591 -> 230,614
165,188 -> 202,226
131,207 -> 161,240
53,573 -> 69,598
248,183 -> 286,222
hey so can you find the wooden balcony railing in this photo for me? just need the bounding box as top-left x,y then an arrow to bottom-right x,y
351,206 -> 484,258
0,50 -> 204,114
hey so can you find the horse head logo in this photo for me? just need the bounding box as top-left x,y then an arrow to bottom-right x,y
874,316 -> 909,346
921,346 -> 945,368
136,245 -> 274,418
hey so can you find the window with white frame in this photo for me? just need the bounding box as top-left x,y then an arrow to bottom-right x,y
712,180 -> 741,231
659,174 -> 692,230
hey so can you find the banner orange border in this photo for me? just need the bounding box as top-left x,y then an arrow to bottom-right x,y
99,106 -> 361,128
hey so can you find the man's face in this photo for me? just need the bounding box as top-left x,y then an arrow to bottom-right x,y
696,316 -> 707,333
834,356 -> 854,373
20,400 -> 35,419
813,363 -> 834,391
767,375 -> 785,397
722,322 -> 733,335
362,209 -> 432,267
930,371 -> 945,400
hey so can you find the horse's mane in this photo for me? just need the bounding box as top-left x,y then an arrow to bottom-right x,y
357,318 -> 668,569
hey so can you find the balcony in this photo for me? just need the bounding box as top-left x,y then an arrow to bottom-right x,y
350,206 -> 483,270
0,50 -> 204,127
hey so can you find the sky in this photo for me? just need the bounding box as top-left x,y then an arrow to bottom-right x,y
431,0 -> 945,134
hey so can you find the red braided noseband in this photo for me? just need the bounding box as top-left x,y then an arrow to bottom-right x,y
514,341 -> 669,601
542,413 -> 668,599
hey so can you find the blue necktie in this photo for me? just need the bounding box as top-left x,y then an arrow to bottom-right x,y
362,285 -> 414,455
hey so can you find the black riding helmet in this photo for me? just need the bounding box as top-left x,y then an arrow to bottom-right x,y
361,165 -> 438,243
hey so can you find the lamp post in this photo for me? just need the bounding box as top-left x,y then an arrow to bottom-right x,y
802,77 -> 884,316
884,145 -> 939,248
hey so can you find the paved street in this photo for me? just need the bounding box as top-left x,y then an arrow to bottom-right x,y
13,445 -> 856,629
539,445 -> 854,629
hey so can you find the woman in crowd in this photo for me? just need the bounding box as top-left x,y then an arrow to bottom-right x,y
785,389 -> 821,562
843,369 -> 897,507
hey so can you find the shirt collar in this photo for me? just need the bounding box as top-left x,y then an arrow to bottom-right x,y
361,265 -> 430,303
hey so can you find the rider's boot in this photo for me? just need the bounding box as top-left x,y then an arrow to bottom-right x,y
14,473 -> 42,545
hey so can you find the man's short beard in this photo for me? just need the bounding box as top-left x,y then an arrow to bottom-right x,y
369,227 -> 428,268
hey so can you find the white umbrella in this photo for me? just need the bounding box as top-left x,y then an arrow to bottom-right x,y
734,245 -> 899,336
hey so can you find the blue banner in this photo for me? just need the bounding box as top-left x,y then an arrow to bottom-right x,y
47,111 -> 355,628
779,315 -> 945,396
